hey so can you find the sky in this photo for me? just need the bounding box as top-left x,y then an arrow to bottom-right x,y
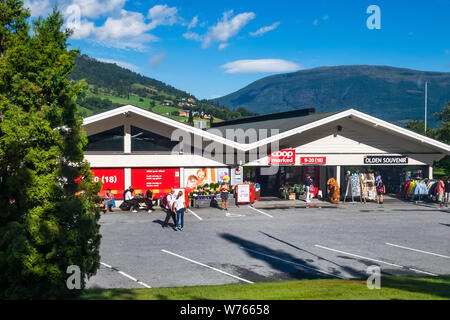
23,0 -> 450,99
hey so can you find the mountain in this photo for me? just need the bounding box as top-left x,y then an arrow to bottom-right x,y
213,65 -> 450,127
69,55 -> 257,123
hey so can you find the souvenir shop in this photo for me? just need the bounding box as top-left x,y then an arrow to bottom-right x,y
82,105 -> 450,203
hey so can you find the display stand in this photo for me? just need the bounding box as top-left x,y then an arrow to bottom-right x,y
344,175 -> 363,204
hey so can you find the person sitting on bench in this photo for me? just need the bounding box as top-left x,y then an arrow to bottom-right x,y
104,189 -> 116,213
145,189 -> 154,213
124,187 -> 139,213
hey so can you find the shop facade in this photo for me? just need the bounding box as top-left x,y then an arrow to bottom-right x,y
83,105 -> 450,200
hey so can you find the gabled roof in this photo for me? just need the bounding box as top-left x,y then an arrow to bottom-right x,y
209,111 -> 340,137
240,108 -> 450,153
82,105 -> 450,154
82,105 -> 246,151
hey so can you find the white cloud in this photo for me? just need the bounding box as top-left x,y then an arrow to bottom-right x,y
69,19 -> 96,39
147,4 -> 179,29
203,10 -> 255,47
184,10 -> 255,48
95,57 -> 140,72
72,0 -> 126,19
150,52 -> 166,67
95,10 -> 152,40
188,16 -> 199,29
249,22 -> 280,37
313,19 -> 319,25
183,31 -> 202,41
221,59 -> 301,74
23,0 -> 52,17
218,43 -> 228,50
322,15 -> 329,20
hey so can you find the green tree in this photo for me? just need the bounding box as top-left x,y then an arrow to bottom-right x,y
0,4 -> 101,299
188,109 -> 194,126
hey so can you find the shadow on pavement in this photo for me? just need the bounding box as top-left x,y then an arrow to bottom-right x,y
220,233 -> 362,281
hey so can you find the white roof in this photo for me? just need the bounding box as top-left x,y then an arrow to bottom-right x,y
82,105 -> 450,154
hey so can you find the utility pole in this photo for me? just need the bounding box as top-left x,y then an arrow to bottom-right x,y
424,81 -> 428,133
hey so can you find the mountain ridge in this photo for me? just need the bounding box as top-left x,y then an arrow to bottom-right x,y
213,65 -> 450,127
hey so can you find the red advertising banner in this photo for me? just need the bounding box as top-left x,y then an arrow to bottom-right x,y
301,157 -> 327,165
132,168 -> 180,198
91,168 -> 125,199
269,149 -> 296,165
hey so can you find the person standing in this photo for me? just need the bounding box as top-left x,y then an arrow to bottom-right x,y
145,189 -> 154,213
444,177 -> 450,207
376,178 -> 386,205
305,174 -> 313,203
437,179 -> 445,208
163,188 -> 177,228
174,191 -> 186,231
219,182 -> 230,211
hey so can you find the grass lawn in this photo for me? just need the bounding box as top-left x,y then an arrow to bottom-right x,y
81,276 -> 450,300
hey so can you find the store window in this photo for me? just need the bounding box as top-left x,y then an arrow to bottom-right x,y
131,126 -> 178,152
86,126 -> 124,152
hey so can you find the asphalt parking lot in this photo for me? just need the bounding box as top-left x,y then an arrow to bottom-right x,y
86,201 -> 450,290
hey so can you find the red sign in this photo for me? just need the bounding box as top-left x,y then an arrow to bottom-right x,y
91,168 -> 125,199
301,157 -> 327,165
132,168 -> 180,198
269,149 -> 296,165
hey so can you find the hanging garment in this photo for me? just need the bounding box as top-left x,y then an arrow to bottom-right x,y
409,180 -> 417,195
404,181 -> 412,195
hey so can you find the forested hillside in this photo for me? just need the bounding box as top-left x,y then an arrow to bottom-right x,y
69,55 -> 257,124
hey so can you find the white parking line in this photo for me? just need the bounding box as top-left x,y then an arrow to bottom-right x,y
240,246 -> 347,279
314,245 -> 438,276
187,208 -> 203,221
248,206 -> 273,218
100,262 -> 152,288
385,242 -> 450,259
161,249 -> 254,284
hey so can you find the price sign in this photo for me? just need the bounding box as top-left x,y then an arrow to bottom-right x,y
301,157 -> 327,165
91,168 -> 125,198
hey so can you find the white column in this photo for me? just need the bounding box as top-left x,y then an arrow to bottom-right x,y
428,166 -> 433,180
124,124 -> 131,154
125,168 -> 132,189
336,166 -> 341,188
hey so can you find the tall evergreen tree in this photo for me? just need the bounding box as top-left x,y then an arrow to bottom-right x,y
188,109 -> 194,126
0,3 -> 101,299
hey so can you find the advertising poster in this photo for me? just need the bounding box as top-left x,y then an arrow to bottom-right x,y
236,184 -> 250,203
132,168 -> 180,198
91,168 -> 125,199
183,168 -> 231,193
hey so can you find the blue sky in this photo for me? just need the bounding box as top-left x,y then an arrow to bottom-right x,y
24,0 -> 450,99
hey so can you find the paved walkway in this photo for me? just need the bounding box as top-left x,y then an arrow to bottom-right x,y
252,195 -> 445,210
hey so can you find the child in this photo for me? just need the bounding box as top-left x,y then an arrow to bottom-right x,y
376,178 -> 386,204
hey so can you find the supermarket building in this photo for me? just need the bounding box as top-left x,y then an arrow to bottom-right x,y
83,105 -> 450,198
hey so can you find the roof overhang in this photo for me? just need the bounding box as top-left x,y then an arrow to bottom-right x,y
82,106 -> 450,155
82,105 -> 246,151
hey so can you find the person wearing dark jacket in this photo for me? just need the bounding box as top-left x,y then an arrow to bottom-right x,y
444,177 -> 450,207
145,189 -> 154,213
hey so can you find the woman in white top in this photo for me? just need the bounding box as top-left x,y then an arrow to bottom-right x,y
174,191 -> 186,231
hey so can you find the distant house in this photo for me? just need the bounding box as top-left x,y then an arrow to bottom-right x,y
178,110 -> 189,117
188,98 -> 196,103
203,114 -> 211,120
163,99 -> 174,106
